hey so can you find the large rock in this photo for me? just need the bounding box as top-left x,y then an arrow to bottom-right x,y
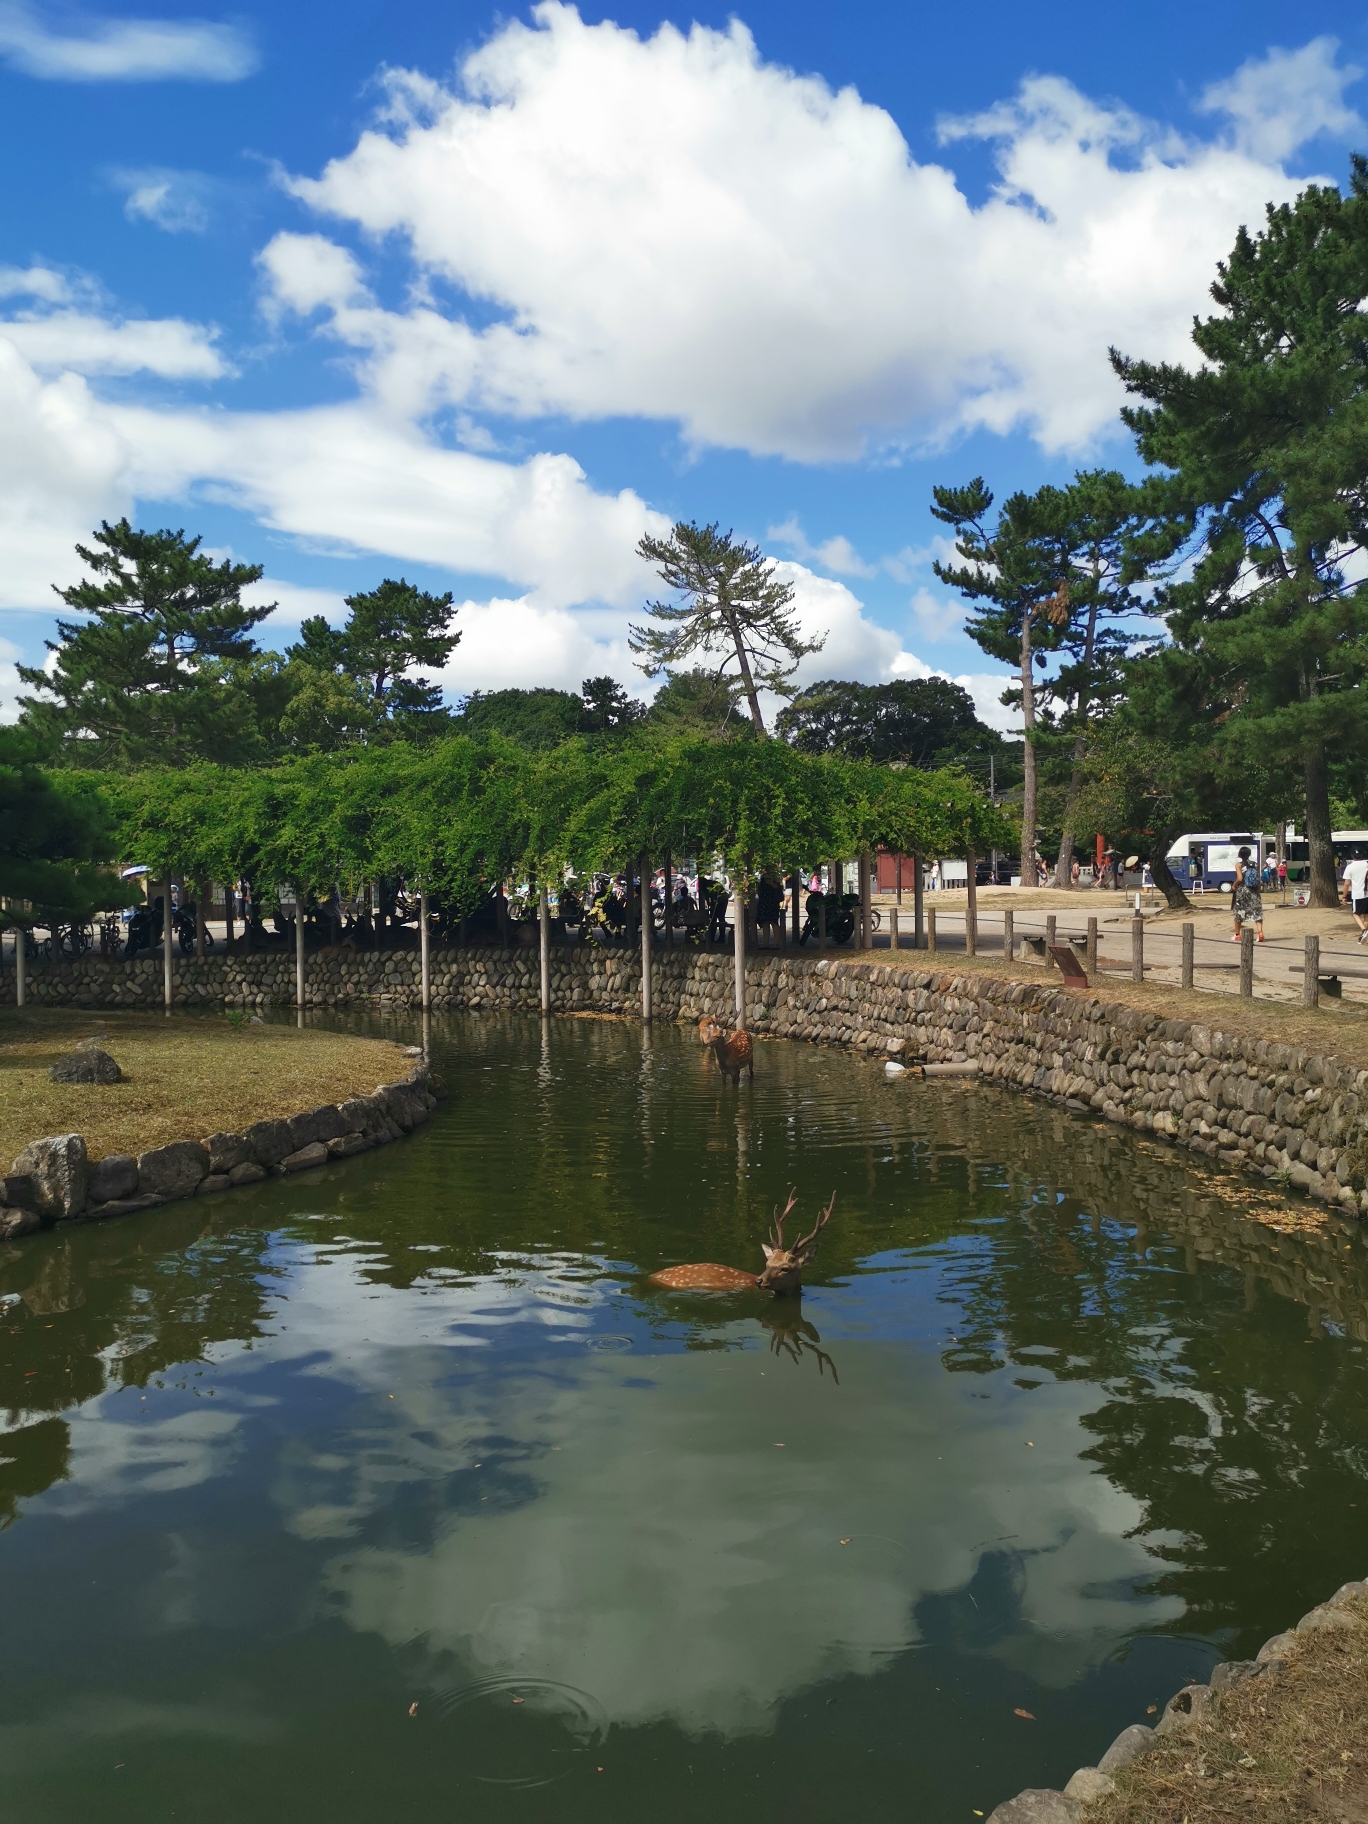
987,1792 -> 1080,1823
136,1141 -> 209,1201
0,1206 -> 41,1239
12,1134 -> 87,1220
375,1083 -> 416,1131
1062,1769 -> 1114,1802
1155,1683 -> 1214,1736
281,1141 -> 328,1173
1,1174 -> 38,1211
243,1119 -> 292,1168
48,1046 -> 122,1085
228,1161 -> 266,1187
287,1105 -> 346,1150
338,1096 -> 386,1139
204,1132 -> 248,1174
1098,1724 -> 1154,1772
87,1154 -> 138,1204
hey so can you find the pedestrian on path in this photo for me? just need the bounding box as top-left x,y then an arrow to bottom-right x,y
1342,855 -> 1368,943
1232,847 -> 1266,943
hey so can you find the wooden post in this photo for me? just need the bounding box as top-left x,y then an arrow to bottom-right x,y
539,884 -> 550,1014
890,908 -> 899,951
640,852 -> 652,1023
1045,913 -> 1056,949
1003,908 -> 1014,962
896,852 -> 903,905
295,891 -> 306,1011
196,882 -> 207,961
859,851 -> 873,951
224,881 -> 235,950
913,852 -> 925,949
965,850 -> 977,956
1304,934 -> 1320,1008
733,873 -> 746,1027
928,907 -> 937,953
1181,921 -> 1194,989
1087,916 -> 1098,979
663,851 -> 673,948
1239,924 -> 1254,997
163,875 -> 174,1011
421,886 -> 432,1011
1131,914 -> 1144,983
791,870 -> 801,947
15,919 -> 25,1007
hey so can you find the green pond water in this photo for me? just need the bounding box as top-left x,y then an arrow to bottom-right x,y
2,1012 -> 1368,1822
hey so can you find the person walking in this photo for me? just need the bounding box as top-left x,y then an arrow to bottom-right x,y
1342,854 -> 1368,942
1232,846 -> 1266,943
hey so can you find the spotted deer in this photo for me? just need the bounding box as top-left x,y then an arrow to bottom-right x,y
649,1189 -> 836,1297
698,1014 -> 754,1083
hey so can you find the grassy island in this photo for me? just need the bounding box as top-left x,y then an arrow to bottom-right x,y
0,1009 -> 413,1166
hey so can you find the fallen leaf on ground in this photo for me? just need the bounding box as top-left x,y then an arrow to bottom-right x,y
512,1697 -> 524,1705
408,1702 -> 419,1717
839,1537 -> 852,1545
1014,1708 -> 1036,1720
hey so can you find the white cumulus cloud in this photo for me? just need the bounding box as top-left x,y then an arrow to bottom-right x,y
1198,36 -> 1364,163
276,4 -> 1331,459
0,1 -> 256,81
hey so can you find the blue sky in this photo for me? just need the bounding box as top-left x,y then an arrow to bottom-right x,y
3,0 -> 1367,729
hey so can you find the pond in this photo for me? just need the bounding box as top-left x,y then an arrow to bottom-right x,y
2,1012 -> 1367,1822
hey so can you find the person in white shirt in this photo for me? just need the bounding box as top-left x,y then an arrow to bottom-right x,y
1342,856 -> 1368,942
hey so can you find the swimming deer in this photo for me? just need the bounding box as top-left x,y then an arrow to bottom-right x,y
698,1014 -> 754,1083
649,1189 -> 836,1297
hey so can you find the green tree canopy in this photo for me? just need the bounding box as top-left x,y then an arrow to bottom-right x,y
283,577 -> 459,746
0,730 -> 122,924
1113,160 -> 1368,905
19,520 -> 275,768
644,667 -> 749,740
452,687 -> 587,749
631,521 -> 824,735
775,676 -> 1016,783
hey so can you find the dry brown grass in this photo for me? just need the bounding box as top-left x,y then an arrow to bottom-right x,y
0,1009 -> 412,1166
1089,1599 -> 1368,1823
843,950 -> 1368,1071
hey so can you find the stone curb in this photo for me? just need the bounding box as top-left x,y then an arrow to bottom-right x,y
1,1063 -> 441,1237
983,1577 -> 1368,1820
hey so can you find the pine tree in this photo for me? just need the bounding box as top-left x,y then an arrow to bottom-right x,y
631,522 -> 824,735
19,520 -> 274,767
285,577 -> 459,743
1113,161 -> 1368,905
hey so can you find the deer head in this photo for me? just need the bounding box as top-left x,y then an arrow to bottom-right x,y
755,1189 -> 836,1295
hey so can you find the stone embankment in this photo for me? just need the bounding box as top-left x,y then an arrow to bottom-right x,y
984,1577 -> 1368,1821
0,1060 -> 440,1238
6,945 -> 1368,1211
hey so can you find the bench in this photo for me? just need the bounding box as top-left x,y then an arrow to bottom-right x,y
1048,943 -> 1090,990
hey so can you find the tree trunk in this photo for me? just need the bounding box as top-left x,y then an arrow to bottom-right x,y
1304,741 -> 1338,907
726,605 -> 768,735
1053,743 -> 1085,888
1019,611 -> 1037,887
1148,840 -> 1191,912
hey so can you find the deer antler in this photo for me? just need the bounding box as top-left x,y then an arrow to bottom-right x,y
769,1188 -> 798,1250
793,1190 -> 837,1259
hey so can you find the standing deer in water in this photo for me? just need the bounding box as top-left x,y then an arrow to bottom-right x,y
699,1014 -> 754,1083
650,1189 -> 836,1296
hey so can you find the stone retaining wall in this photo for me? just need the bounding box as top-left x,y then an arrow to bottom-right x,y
6,945 -> 1368,1212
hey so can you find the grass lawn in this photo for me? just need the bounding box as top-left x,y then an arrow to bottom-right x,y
0,1010 -> 413,1167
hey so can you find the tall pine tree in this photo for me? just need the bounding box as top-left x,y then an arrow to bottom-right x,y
20,520 -> 275,768
1113,162 -> 1368,905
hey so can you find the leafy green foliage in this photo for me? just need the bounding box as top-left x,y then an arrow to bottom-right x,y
644,667 -> 749,740
19,520 -> 276,768
775,676 -> 1017,785
1113,159 -> 1368,903
0,730 -> 122,922
452,688 -> 588,749
631,521 -> 824,734
282,577 -> 459,746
